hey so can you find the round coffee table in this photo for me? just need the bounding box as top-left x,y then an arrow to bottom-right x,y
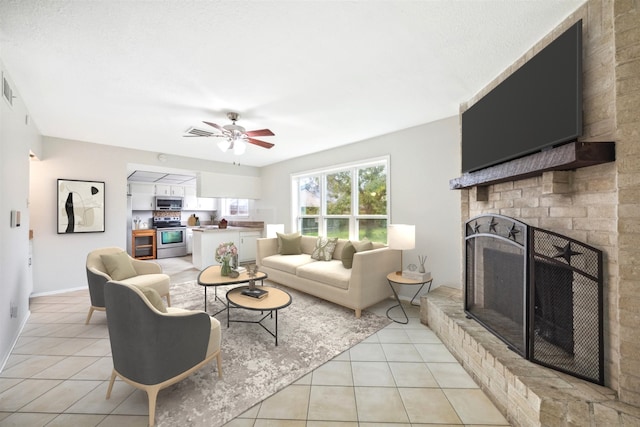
226,286 -> 292,346
197,265 -> 268,315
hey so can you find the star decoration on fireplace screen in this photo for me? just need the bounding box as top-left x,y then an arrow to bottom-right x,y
472,221 -> 481,234
553,242 -> 583,264
488,217 -> 498,233
507,223 -> 520,240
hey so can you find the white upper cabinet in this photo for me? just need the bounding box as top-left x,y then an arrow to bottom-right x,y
154,184 -> 184,196
197,172 -> 261,199
129,183 -> 155,210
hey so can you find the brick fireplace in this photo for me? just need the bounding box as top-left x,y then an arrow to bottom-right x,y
464,214 -> 604,385
420,1 -> 640,426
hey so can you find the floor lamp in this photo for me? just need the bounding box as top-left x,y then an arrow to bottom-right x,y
388,224 -> 415,275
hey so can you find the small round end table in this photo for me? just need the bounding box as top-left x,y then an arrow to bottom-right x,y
386,272 -> 433,324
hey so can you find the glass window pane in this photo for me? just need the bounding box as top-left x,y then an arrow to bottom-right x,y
358,218 -> 387,243
326,218 -> 349,239
301,218 -> 319,236
358,165 -> 387,215
299,177 -> 320,215
326,171 -> 351,215
237,199 -> 249,216
227,199 -> 248,216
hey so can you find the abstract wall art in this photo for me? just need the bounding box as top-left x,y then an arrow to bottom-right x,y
57,179 -> 105,234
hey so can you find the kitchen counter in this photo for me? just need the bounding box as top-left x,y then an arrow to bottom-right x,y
192,226 -> 262,232
192,227 -> 263,269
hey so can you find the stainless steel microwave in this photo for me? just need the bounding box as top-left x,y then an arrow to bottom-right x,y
155,196 -> 183,211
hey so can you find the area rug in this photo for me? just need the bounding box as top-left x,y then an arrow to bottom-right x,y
155,280 -> 391,426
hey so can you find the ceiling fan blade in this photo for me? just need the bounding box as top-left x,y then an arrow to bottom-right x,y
202,121 -> 226,132
245,128 -> 275,137
247,138 -> 275,149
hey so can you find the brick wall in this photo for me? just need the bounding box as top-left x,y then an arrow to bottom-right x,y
614,0 -> 640,408
459,0 -> 640,407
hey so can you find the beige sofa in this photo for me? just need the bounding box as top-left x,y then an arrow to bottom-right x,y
256,235 -> 400,317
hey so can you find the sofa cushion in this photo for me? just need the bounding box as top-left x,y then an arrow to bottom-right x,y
121,273 -> 170,296
341,238 -> 373,268
133,285 -> 167,313
261,254 -> 315,275
100,251 -> 137,280
296,260 -> 351,290
277,232 -> 302,255
311,237 -> 339,261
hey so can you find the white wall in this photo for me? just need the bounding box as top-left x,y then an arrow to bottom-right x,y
257,116 -> 462,290
29,137 -> 260,295
0,61 -> 42,370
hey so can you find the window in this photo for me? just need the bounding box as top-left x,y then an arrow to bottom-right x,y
223,198 -> 249,217
292,157 -> 389,242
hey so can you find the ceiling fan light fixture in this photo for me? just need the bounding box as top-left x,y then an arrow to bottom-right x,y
233,138 -> 246,155
217,139 -> 230,153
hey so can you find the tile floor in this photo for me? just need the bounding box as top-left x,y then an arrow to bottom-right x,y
0,256 -> 510,426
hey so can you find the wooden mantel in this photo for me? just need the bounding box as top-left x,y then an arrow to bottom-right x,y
449,141 -> 615,190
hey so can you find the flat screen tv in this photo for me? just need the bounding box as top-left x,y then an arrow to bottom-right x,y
461,20 -> 583,173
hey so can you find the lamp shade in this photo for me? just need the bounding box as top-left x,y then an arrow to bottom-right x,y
387,224 -> 415,250
266,224 -> 285,238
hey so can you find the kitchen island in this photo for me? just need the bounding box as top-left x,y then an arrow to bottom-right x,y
192,226 -> 263,269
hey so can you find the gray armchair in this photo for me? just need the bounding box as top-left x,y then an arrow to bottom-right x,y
104,280 -> 222,427
85,247 -> 171,324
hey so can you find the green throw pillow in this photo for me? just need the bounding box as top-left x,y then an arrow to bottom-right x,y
341,241 -> 357,268
134,285 -> 167,313
101,251 -> 137,281
277,232 -> 302,255
311,237 -> 339,261
341,239 -> 373,269
353,239 -> 373,252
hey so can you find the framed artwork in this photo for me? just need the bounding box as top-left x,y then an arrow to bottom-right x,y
57,179 -> 105,234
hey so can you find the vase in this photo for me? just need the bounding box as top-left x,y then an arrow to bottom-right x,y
220,260 -> 231,276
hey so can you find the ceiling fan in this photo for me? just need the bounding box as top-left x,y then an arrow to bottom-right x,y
185,112 -> 275,155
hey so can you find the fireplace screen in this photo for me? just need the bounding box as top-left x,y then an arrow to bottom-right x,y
465,214 -> 604,385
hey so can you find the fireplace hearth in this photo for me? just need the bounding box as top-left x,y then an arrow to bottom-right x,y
464,214 -> 603,384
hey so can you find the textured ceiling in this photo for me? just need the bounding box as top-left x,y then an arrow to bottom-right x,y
0,0 -> 585,167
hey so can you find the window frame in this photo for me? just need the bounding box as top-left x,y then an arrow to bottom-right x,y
290,156 -> 390,242
221,198 -> 250,217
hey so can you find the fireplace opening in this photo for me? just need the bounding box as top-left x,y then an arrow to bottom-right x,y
533,260 -> 574,355
465,214 -> 604,385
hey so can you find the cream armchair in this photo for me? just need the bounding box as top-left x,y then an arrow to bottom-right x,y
104,280 -> 222,427
85,247 -> 171,324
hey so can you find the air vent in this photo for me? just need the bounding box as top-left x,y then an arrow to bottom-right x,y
186,127 -> 215,137
3,74 -> 14,107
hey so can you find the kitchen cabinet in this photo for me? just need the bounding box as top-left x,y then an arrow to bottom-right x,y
197,171 -> 261,199
184,186 -> 217,211
197,197 -> 216,210
132,229 -> 156,259
192,229 -> 239,269
184,186 -> 198,209
239,231 -> 261,262
155,184 -> 185,197
186,228 -> 193,254
192,229 -> 262,268
129,183 -> 155,210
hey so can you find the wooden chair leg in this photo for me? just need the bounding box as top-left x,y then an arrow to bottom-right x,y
85,307 -> 95,325
106,370 -> 117,399
146,386 -> 160,427
216,352 -> 223,378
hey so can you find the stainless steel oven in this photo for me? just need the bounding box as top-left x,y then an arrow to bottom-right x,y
154,216 -> 187,258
